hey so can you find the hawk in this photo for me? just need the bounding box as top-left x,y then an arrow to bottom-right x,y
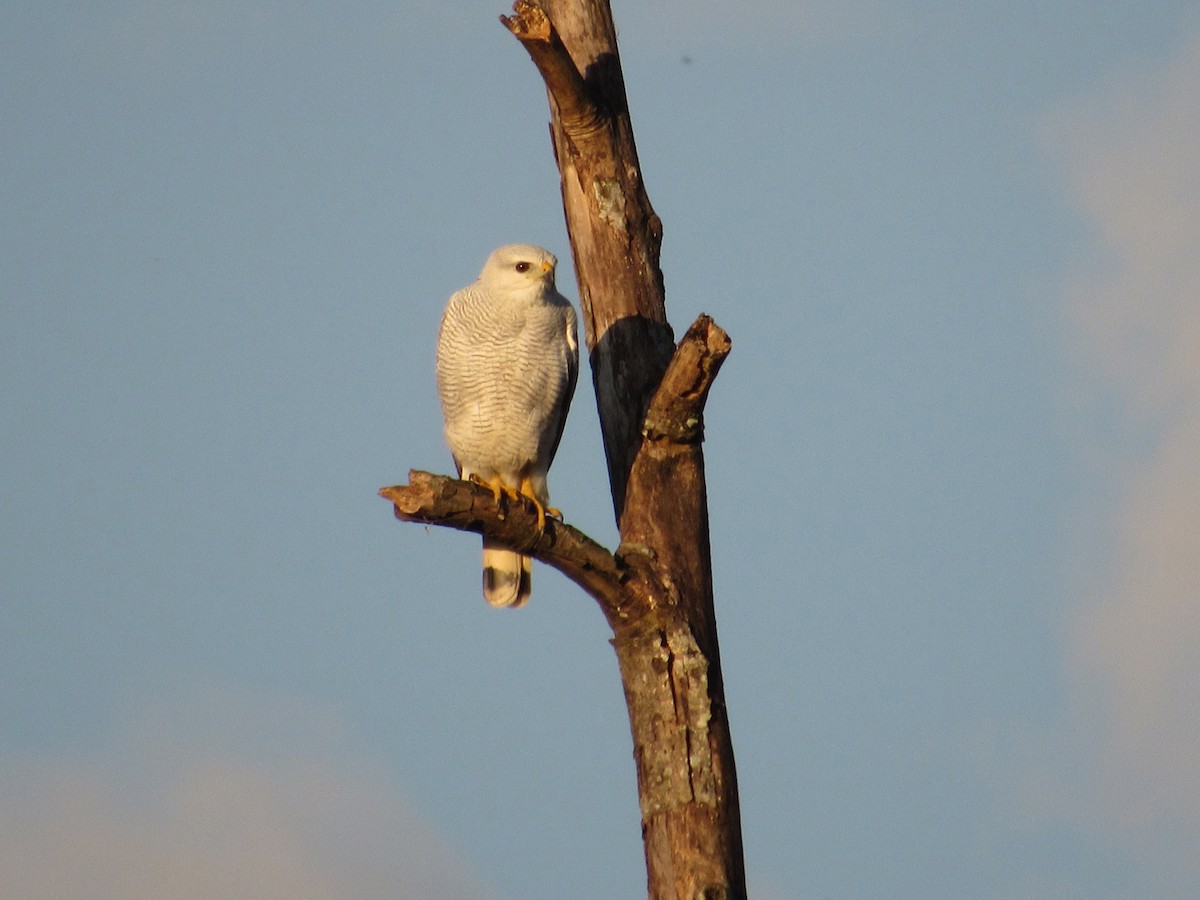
435,244 -> 579,607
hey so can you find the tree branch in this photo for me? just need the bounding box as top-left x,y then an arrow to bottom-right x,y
380,471 -> 628,617
500,0 -> 604,134
642,314 -> 731,445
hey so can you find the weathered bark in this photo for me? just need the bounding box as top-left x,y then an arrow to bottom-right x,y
384,3 -> 745,897
501,3 -> 744,896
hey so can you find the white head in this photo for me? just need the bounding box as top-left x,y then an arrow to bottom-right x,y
479,244 -> 558,299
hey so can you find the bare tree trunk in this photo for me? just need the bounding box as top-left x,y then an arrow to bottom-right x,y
383,2 -> 745,897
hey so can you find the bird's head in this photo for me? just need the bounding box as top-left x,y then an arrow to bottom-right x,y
479,244 -> 558,299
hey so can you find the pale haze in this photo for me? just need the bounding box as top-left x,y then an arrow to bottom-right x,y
3,2 -> 1199,898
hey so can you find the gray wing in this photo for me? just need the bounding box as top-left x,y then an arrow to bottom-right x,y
545,303 -> 579,468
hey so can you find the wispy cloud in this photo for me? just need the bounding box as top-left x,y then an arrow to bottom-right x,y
1046,23 -> 1200,886
0,686 -> 494,900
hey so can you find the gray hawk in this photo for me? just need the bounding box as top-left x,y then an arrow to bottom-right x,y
435,244 -> 579,607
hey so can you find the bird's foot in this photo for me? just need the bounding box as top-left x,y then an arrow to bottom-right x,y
468,474 -> 522,517
518,476 -> 556,534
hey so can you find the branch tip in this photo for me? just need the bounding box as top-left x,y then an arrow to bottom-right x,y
640,315 -> 731,443
500,0 -> 551,41
500,0 -> 600,132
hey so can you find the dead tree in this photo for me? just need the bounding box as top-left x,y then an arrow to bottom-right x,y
380,2 -> 745,896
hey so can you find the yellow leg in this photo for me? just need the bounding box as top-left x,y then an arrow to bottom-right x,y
468,473 -> 521,507
517,475 -> 562,533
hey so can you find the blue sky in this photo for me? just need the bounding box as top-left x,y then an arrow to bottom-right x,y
3,1 -> 1199,898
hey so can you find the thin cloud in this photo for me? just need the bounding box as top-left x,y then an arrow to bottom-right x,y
0,686 -> 494,900
1046,23 -> 1200,886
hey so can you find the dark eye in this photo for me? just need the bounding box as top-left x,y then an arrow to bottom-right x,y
514,261 -> 531,273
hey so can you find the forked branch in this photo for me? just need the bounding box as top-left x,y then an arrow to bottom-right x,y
382,313 -> 729,629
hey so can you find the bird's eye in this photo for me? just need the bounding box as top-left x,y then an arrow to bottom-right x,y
514,262 -> 531,273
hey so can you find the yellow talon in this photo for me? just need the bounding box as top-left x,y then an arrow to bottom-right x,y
519,475 -> 550,534
467,473 -> 560,534
468,474 -> 522,516
490,475 -> 523,504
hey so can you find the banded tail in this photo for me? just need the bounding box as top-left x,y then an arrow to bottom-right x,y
482,539 -> 531,607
